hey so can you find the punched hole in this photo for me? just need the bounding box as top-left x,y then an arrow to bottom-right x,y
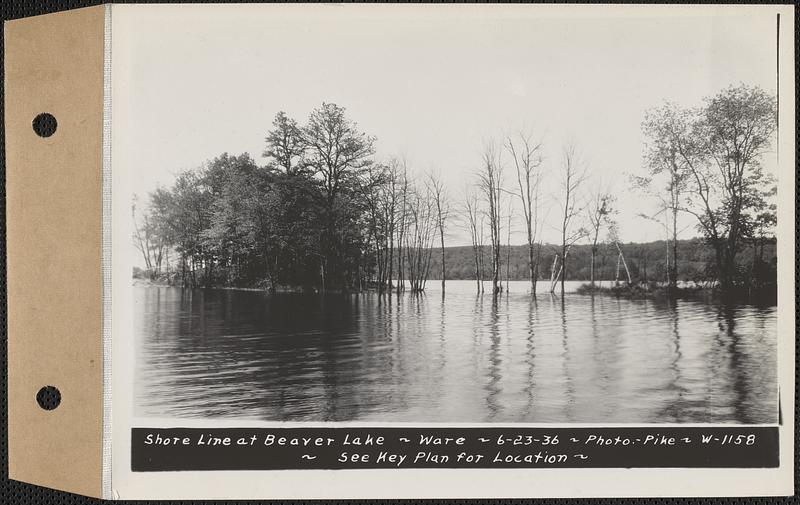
36,386 -> 61,410
32,113 -> 57,138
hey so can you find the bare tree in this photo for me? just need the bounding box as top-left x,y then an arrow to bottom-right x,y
357,163 -> 393,291
586,187 -> 615,289
505,131 -> 544,294
132,195 -> 168,278
554,143 -> 589,296
405,181 -> 437,292
505,201 -> 513,292
477,215 -> 487,294
382,159 -> 402,292
477,142 -> 504,295
463,188 -> 483,293
132,197 -> 154,272
395,159 -> 410,294
427,172 -> 450,294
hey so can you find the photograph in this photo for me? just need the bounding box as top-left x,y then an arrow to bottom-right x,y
124,5 -> 780,425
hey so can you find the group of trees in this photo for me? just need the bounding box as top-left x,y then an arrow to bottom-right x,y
638,84 -> 778,290
463,136 -> 627,297
133,103 -> 450,293
134,84 -> 778,297
457,84 -> 777,297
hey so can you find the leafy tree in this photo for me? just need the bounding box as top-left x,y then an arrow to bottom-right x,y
264,111 -> 307,175
641,103 -> 691,289
303,103 -> 375,289
200,153 -> 260,285
643,85 -> 777,289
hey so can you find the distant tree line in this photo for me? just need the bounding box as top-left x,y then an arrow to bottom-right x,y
134,84 -> 777,296
416,238 -> 775,287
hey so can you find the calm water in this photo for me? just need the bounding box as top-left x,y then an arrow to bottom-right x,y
134,281 -> 777,423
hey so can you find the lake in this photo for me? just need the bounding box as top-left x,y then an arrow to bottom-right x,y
133,280 -> 777,424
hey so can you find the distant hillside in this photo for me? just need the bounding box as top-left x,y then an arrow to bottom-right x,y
428,238 -> 776,282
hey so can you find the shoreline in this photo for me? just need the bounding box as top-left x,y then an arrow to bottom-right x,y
574,282 -> 777,305
132,278 -> 777,305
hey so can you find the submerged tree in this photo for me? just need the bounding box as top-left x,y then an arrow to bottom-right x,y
554,143 -> 589,295
478,142 -> 504,295
505,130 -> 544,294
427,172 -> 450,293
462,187 -> 484,293
404,180 -> 437,292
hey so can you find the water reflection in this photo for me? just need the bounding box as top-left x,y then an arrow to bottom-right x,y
134,281 -> 777,423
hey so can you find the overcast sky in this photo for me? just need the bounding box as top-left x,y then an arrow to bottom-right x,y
113,4 -> 779,246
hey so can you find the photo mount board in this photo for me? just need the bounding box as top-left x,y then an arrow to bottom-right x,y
5,5 -> 105,499
4,3 -> 796,500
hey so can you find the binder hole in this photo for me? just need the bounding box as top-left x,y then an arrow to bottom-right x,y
32,113 -> 57,137
36,386 -> 61,410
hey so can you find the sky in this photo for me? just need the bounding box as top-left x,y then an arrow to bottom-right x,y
113,4 -> 780,246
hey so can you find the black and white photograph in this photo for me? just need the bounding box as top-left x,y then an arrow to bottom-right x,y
122,5 -> 782,427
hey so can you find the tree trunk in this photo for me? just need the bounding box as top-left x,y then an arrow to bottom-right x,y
532,243 -> 541,295
670,207 -> 679,289
560,245 -> 567,296
440,226 -> 446,294
615,242 -> 632,284
528,243 -> 536,293
388,232 -> 394,290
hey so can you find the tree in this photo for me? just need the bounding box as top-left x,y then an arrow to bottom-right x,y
404,180 -> 437,292
200,153 -> 260,285
462,187 -> 484,293
303,103 -> 376,289
394,159 -> 411,294
381,159 -> 402,292
749,184 -> 777,287
477,142 -> 504,295
358,162 -> 393,291
264,111 -> 307,175
554,143 -> 589,295
505,131 -> 544,294
166,169 -> 214,286
586,188 -> 614,289
132,195 -> 155,274
427,172 -> 450,293
701,85 -> 777,288
641,103 -> 692,289
644,85 -> 777,289
608,224 -> 632,285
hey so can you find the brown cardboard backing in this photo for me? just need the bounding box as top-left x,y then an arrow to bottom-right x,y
5,5 -> 105,498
